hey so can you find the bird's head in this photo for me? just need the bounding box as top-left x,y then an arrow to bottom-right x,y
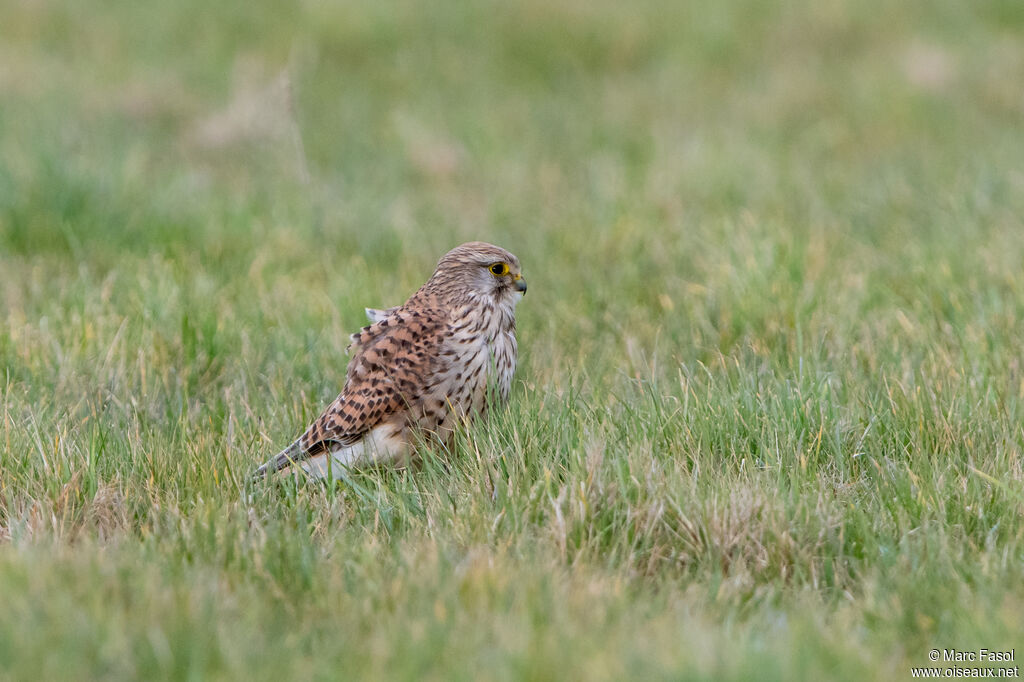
427,241 -> 527,306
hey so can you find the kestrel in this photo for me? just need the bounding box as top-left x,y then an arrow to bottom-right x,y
255,242 -> 527,479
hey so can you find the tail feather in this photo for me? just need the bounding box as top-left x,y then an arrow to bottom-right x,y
253,437 -> 305,479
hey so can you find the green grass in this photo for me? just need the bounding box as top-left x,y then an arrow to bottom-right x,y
2,0 -> 1023,679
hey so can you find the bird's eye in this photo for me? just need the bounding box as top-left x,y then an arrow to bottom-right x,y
489,262 -> 509,276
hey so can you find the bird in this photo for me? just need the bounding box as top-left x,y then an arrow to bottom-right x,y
254,241 -> 527,479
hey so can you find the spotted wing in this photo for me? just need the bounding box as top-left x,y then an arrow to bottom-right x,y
256,306 -> 450,476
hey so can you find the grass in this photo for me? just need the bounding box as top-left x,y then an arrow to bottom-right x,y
2,0 -> 1023,679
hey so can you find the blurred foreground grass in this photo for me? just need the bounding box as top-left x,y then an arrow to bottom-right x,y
1,0 -> 1023,679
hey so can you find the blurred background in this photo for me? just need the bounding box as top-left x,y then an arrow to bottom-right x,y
4,0 -> 1024,468
3,0 -> 1024,378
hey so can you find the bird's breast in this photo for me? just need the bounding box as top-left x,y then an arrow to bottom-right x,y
434,305 -> 518,417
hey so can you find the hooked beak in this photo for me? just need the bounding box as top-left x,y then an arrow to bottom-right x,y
513,273 -> 527,294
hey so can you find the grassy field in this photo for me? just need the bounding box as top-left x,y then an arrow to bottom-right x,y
2,0 -> 1023,679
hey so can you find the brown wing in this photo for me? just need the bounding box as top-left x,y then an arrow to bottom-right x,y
256,305 -> 450,476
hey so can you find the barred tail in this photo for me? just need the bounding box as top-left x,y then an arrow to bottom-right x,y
253,436 -> 305,479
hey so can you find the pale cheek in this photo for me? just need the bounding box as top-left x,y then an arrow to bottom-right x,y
493,285 -> 522,305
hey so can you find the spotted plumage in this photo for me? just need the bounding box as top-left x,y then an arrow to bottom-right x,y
255,242 -> 527,479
